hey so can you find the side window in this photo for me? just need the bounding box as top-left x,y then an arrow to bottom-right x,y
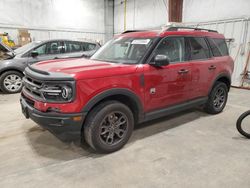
213,38 -> 229,56
34,44 -> 46,56
154,37 -> 185,63
207,38 -> 221,57
82,43 -> 96,51
65,41 -> 82,53
189,37 -> 210,60
46,42 -> 62,55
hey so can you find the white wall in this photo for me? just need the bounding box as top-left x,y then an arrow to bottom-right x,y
183,0 -> 250,87
0,0 -> 105,43
183,0 -> 250,22
114,0 -> 168,34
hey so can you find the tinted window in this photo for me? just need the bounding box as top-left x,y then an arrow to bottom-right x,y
65,41 -> 82,53
207,38 -> 229,57
46,42 -> 62,54
154,37 -> 185,63
212,38 -> 228,56
189,37 -> 210,60
207,38 -> 221,56
34,44 -> 46,55
82,42 -> 96,51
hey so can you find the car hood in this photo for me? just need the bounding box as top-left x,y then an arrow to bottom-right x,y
0,42 -> 15,60
31,58 -> 139,80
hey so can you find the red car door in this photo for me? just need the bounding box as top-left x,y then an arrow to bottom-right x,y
143,36 -> 192,112
187,37 -> 216,98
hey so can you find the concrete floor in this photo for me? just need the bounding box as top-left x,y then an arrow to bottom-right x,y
0,88 -> 250,188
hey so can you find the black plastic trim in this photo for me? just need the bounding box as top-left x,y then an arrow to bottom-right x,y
20,95 -> 85,133
143,97 -> 208,122
81,88 -> 144,122
209,73 -> 231,93
28,64 -> 49,75
166,26 -> 218,33
25,66 -> 75,81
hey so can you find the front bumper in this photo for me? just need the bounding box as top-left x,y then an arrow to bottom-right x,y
20,95 -> 85,135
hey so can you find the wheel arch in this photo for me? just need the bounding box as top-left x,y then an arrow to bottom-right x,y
82,88 -> 144,124
0,68 -> 24,77
210,73 -> 231,93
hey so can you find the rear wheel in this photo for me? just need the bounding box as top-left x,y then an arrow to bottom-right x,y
0,71 -> 23,93
204,81 -> 228,114
83,101 -> 134,153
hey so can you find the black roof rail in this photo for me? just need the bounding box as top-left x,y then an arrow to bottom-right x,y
166,26 -> 218,33
122,30 -> 146,34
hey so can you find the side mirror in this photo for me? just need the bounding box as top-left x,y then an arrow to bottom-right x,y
149,54 -> 170,67
30,51 -> 39,58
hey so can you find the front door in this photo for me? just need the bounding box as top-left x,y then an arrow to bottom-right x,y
27,41 -> 64,65
143,36 -> 192,112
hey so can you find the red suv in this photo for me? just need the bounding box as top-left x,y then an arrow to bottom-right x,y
20,27 -> 234,153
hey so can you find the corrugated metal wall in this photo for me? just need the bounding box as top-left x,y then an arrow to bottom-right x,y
0,27 -> 105,44
0,0 -> 106,44
185,18 -> 250,87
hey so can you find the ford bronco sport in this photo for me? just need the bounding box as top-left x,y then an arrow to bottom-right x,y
20,27 -> 234,153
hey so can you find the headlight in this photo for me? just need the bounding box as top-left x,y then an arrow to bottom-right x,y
40,82 -> 75,102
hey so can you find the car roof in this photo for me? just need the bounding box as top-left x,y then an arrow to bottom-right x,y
38,39 -> 98,44
116,27 -> 225,39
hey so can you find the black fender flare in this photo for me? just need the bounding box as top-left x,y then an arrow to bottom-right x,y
209,72 -> 231,94
81,88 -> 144,122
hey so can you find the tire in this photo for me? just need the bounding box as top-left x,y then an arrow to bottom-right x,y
204,81 -> 228,114
236,110 -> 250,138
83,100 -> 134,153
0,71 -> 23,94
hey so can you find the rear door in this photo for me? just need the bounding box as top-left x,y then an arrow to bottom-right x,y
187,37 -> 215,98
62,41 -> 84,58
143,36 -> 192,112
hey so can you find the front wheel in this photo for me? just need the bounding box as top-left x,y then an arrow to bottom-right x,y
204,81 -> 228,114
83,101 -> 134,153
0,71 -> 23,94
236,110 -> 250,138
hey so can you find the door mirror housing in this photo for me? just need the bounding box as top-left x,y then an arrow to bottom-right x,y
30,51 -> 39,58
150,54 -> 170,67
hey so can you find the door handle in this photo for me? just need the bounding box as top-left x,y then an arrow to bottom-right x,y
178,69 -> 189,74
54,57 -> 59,59
208,65 -> 216,70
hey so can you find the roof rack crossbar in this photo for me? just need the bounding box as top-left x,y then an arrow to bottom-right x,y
166,26 -> 218,33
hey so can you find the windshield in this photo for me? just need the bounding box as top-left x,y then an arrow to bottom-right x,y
14,41 -> 42,54
91,37 -> 155,64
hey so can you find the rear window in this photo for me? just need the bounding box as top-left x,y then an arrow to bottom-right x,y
208,38 -> 229,57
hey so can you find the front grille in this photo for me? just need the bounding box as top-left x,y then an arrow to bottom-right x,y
23,75 -> 43,100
